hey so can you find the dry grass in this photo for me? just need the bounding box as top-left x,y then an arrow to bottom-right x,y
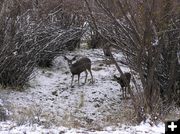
163,107 -> 180,122
100,101 -> 137,126
5,92 -> 180,130
5,101 -> 135,130
8,104 -> 57,128
1,85 -> 178,131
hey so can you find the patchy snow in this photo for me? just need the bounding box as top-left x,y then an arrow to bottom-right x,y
0,99 -> 3,106
0,121 -> 165,134
0,49 -> 165,133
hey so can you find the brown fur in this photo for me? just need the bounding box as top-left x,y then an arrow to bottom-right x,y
64,56 -> 93,86
114,72 -> 131,99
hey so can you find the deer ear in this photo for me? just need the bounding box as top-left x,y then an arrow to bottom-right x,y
72,56 -> 77,61
64,56 -> 68,60
113,75 -> 118,79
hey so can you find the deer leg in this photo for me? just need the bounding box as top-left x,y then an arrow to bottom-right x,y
122,87 -> 125,99
121,87 -> 123,98
71,75 -> 74,87
88,69 -> 93,83
125,87 -> 127,99
85,70 -> 88,83
78,74 -> 80,86
105,57 -> 110,67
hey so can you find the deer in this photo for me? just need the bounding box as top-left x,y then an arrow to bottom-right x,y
114,72 -> 131,99
103,45 -> 111,57
64,56 -> 93,87
102,44 -> 112,66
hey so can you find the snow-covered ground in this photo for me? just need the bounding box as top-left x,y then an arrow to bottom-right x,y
0,121 -> 164,134
0,49 -> 165,133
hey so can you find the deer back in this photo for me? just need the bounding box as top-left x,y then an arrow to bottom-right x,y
114,73 -> 131,88
70,57 -> 91,75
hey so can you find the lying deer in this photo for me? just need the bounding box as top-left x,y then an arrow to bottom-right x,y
64,56 -> 93,87
114,72 -> 131,99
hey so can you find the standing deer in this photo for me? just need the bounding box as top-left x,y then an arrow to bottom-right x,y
102,44 -> 111,66
103,45 -> 111,57
64,56 -> 93,87
114,72 -> 131,99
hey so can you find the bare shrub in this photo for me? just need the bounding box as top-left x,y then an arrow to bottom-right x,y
0,0 -> 85,87
84,0 -> 180,123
